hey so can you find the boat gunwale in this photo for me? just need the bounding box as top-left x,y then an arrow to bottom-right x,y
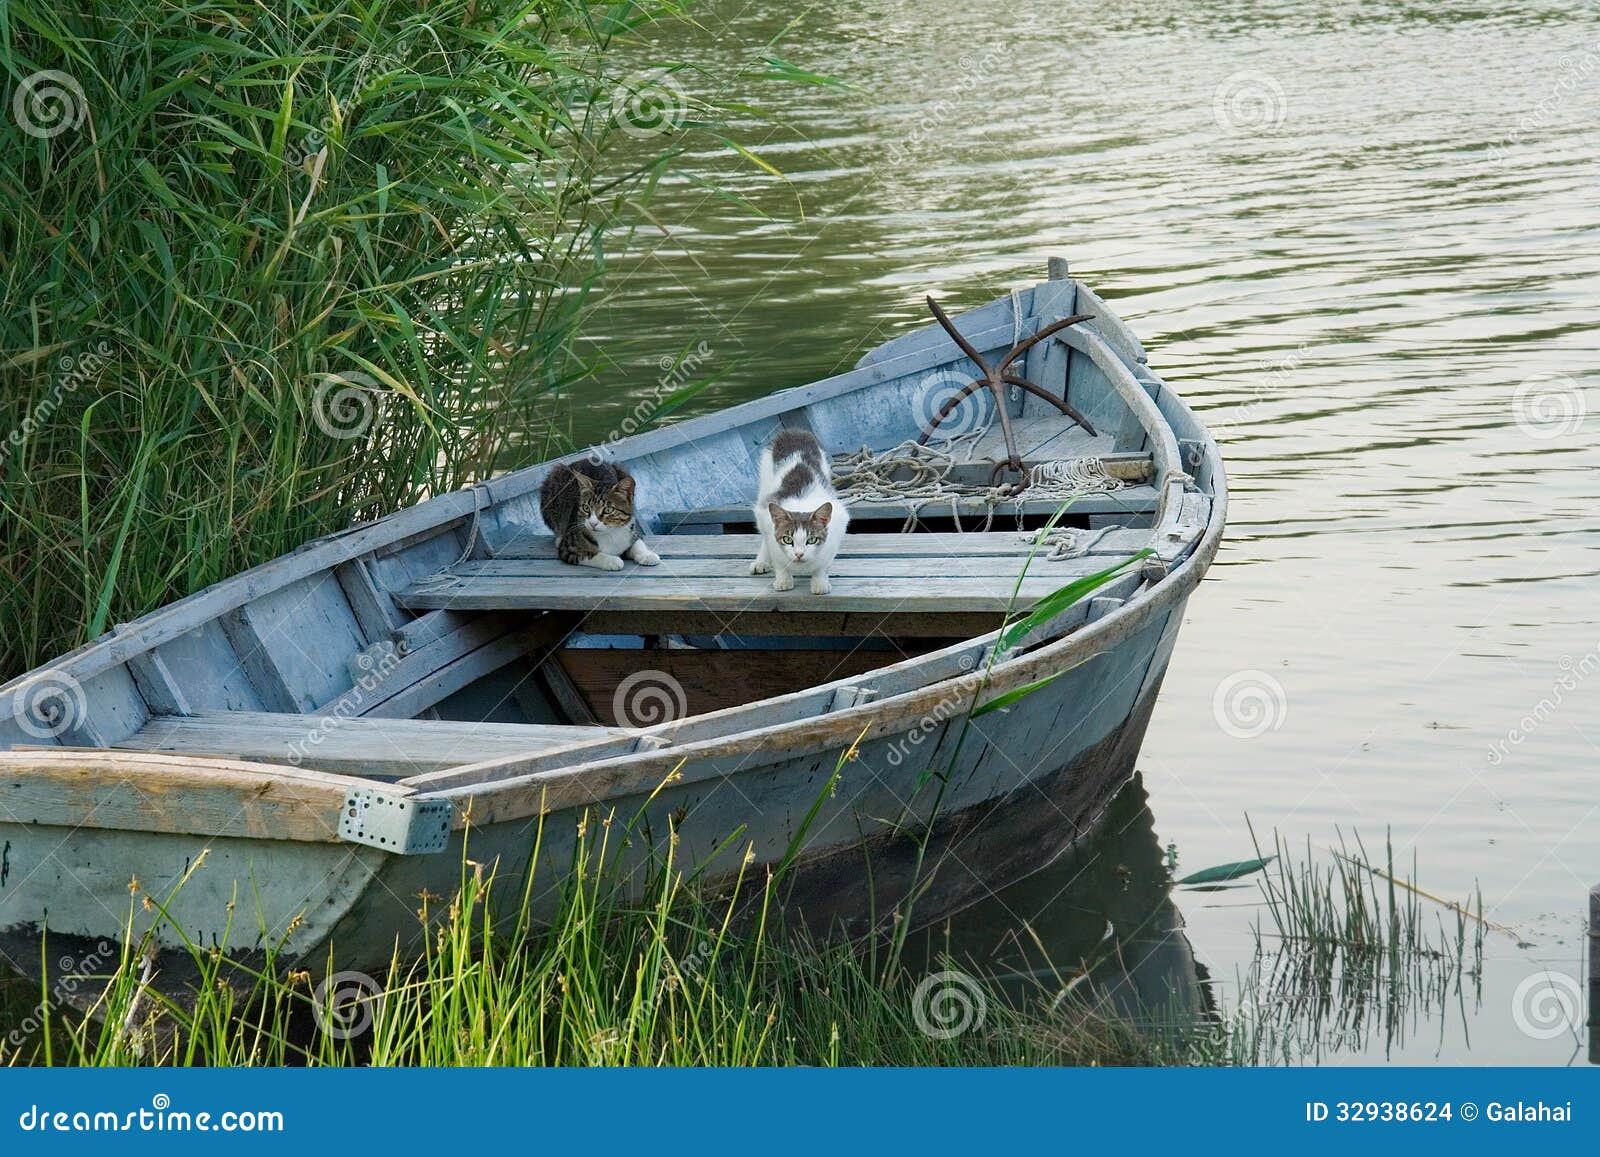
0,386 -> 1224,842
0,279 -> 1225,849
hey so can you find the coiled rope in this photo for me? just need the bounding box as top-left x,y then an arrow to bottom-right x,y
830,430 -> 1125,536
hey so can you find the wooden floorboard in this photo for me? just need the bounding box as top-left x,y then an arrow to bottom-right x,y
557,648 -> 906,724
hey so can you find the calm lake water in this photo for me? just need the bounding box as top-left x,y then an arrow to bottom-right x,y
578,0 -> 1600,1063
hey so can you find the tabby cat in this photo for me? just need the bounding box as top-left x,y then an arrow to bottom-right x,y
538,460 -> 660,571
750,429 -> 849,594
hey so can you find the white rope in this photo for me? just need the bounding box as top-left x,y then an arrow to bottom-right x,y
831,434 -> 991,531
831,428 -> 1125,533
1021,525 -> 1114,561
453,481 -> 496,565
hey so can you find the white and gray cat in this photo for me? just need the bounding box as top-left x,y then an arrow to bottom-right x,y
750,429 -> 849,594
539,460 -> 660,571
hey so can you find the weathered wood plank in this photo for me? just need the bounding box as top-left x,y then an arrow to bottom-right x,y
399,566 -> 1145,795
335,558 -> 404,642
537,655 -> 601,725
115,711 -> 624,777
128,650 -> 194,717
0,750 -> 357,843
557,647 -> 901,724
310,614 -> 550,720
218,575 -> 367,712
1021,278 -> 1076,420
1074,281 -> 1146,366
361,625 -> 554,721
55,663 -> 150,748
854,289 -> 1034,369
395,566 -> 1126,615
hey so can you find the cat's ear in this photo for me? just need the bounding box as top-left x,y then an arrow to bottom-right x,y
767,503 -> 791,532
611,473 -> 636,503
810,502 -> 833,531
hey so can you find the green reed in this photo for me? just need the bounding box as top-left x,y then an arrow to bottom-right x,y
0,799 -> 1185,1067
0,0 -> 774,683
1225,826 -> 1486,1063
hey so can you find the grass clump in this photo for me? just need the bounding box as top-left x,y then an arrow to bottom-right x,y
0,816 -> 1194,1067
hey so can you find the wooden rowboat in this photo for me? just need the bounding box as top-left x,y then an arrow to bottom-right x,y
0,261 -> 1225,994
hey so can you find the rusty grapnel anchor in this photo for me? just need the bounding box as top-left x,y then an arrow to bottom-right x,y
916,295 -> 1099,491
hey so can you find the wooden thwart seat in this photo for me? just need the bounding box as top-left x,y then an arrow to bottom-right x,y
391,530 -> 1160,638
115,711 -> 624,778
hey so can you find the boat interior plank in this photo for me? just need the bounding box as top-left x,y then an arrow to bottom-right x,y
556,647 -> 906,724
144,619 -> 268,713
393,539 -> 1144,616
114,710 -> 625,778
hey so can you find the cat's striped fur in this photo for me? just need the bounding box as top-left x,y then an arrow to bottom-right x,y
539,460 -> 659,572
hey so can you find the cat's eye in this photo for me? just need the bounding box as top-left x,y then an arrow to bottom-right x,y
778,535 -> 792,545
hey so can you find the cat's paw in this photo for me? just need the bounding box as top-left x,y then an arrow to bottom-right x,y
809,573 -> 832,595
749,557 -> 771,575
772,572 -> 795,592
585,552 -> 625,572
630,543 -> 661,566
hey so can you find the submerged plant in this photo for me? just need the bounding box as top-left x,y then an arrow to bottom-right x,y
1222,827 -> 1487,1063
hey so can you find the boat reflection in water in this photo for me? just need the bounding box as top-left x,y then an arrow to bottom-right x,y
902,773 -> 1213,1035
